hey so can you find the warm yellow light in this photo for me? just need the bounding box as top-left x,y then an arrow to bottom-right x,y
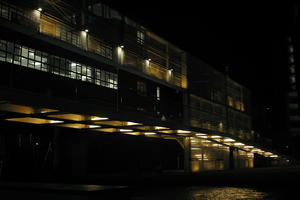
6,117 -> 54,124
91,117 -> 109,121
198,135 -> 208,138
40,108 -> 59,113
195,133 -> 207,136
120,45 -> 124,48
234,142 -> 245,146
127,122 -> 141,126
264,152 -> 273,155
177,130 -> 191,133
244,145 -> 254,149
37,8 -> 43,12
223,138 -> 235,142
88,125 -> 101,128
48,114 -> 86,121
270,155 -> 278,158
119,129 -> 133,132
57,123 -> 87,129
84,29 -> 89,32
155,126 -> 168,130
251,148 -> 263,153
210,135 -> 221,138
144,132 -> 156,135
50,120 -> 64,124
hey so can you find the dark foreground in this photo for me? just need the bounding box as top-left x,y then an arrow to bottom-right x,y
0,167 -> 300,199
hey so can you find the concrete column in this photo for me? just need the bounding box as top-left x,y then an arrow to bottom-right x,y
183,137 -> 191,173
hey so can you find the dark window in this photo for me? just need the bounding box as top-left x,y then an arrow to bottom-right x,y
137,81 -> 147,96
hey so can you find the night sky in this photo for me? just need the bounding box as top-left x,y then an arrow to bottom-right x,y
102,1 -> 291,147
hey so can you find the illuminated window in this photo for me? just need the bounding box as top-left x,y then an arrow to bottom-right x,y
290,65 -> 295,74
227,96 -> 234,107
291,75 -> 296,84
0,39 -> 118,90
137,30 -> 145,45
156,86 -> 160,100
289,55 -> 294,64
289,45 -> 294,53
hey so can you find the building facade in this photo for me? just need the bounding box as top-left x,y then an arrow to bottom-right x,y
0,0 -> 285,180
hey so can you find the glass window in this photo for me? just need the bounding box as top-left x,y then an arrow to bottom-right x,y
137,81 -> 147,96
29,49 -> 35,59
137,30 -> 145,45
21,57 -> 28,66
156,86 -> 160,100
0,50 -> 6,61
21,47 -> 28,57
0,40 -> 6,50
0,38 -> 118,89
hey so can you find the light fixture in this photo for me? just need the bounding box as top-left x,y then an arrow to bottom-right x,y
127,122 -> 141,126
210,135 -> 221,138
223,138 -> 235,142
155,126 -> 167,130
50,120 -> 64,124
233,142 -> 245,146
195,133 -> 207,136
177,130 -> 191,134
147,58 -> 151,61
120,45 -> 124,49
84,29 -> 89,33
88,125 -> 101,128
37,8 -> 43,12
120,129 -> 133,132
91,117 -> 108,121
144,132 -> 156,135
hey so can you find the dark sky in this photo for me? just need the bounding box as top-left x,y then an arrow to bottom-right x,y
102,1 -> 291,142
